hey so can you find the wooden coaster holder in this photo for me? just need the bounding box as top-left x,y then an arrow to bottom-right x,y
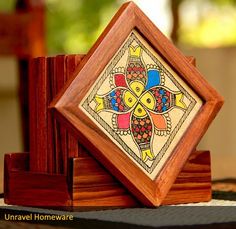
4,55 -> 212,208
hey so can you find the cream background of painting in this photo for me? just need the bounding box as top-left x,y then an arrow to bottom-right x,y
89,40 -> 192,167
80,30 -> 202,180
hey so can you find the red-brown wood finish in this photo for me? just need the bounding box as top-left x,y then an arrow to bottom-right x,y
4,153 -> 70,207
4,150 -> 211,208
71,150 -> 211,207
29,55 -> 84,174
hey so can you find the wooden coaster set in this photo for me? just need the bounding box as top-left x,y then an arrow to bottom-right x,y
4,2 -> 223,208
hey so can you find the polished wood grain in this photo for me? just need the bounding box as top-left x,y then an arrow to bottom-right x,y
4,150 -> 211,208
51,2 -> 223,206
47,56 -> 56,173
162,150 -> 211,205
65,55 -> 86,159
29,55 -> 84,174
29,58 -> 37,170
29,57 -> 48,172
4,153 -> 71,207
71,150 -> 211,207
55,55 -> 67,174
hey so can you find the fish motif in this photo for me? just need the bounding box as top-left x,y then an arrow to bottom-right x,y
140,87 -> 186,113
95,88 -> 137,113
131,110 -> 154,161
126,46 -> 147,96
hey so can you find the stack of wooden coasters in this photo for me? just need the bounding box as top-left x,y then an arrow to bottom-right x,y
4,2 -> 223,208
29,55 -> 84,175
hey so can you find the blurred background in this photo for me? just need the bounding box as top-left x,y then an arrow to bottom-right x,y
0,0 -> 235,194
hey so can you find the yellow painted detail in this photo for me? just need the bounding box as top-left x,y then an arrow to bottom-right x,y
123,91 -> 137,108
140,91 -> 155,110
133,104 -> 147,117
95,95 -> 104,112
129,45 -> 141,57
141,149 -> 155,161
130,81 -> 144,97
175,93 -> 187,109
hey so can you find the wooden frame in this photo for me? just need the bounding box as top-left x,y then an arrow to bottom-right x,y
51,2 -> 223,206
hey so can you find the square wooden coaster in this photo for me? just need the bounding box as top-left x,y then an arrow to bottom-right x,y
51,2 -> 223,206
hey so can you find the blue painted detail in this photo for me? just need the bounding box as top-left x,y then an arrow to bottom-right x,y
145,70 -> 160,90
110,98 -> 118,111
162,97 -> 167,103
159,89 -> 164,95
110,91 -> 116,97
111,98 -> 116,106
113,106 -> 119,111
162,106 -> 167,112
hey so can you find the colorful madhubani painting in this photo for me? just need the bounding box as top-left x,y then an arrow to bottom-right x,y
80,30 -> 202,179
